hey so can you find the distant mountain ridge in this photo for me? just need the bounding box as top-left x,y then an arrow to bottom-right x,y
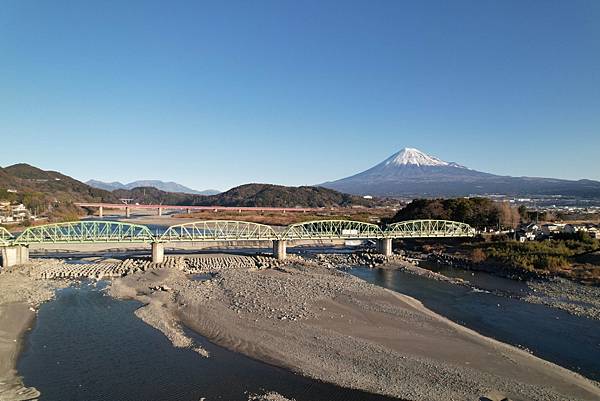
1,164 -> 369,220
321,148 -> 600,198
199,183 -> 370,208
112,183 -> 371,208
86,179 -> 219,195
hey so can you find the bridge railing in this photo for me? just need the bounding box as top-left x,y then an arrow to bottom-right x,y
159,220 -> 280,242
282,219 -> 384,240
14,221 -> 155,244
384,219 -> 475,238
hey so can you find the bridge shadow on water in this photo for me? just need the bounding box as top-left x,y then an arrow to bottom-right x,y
18,281 -> 404,401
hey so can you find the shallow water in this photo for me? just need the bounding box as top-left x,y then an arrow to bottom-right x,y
18,281 -> 401,401
348,266 -> 600,382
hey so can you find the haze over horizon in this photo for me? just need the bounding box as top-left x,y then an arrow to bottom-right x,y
2,0 -> 599,190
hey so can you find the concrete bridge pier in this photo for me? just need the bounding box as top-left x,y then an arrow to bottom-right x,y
377,238 -> 393,257
273,240 -> 287,260
158,207 -> 163,216
1,245 -> 29,268
98,206 -> 103,218
125,207 -> 131,218
151,242 -> 165,263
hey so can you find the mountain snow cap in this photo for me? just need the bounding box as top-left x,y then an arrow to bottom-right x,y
385,148 -> 450,167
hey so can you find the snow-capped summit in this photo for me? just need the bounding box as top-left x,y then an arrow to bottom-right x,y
384,148 -> 450,167
320,147 -> 495,196
320,147 -> 600,197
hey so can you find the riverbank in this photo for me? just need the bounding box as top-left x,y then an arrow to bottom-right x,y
417,252 -> 600,321
525,277 -> 600,320
426,248 -> 600,285
0,264 -> 70,400
0,303 -> 38,401
108,255 -> 600,401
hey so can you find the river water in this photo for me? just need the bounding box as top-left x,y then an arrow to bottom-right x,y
348,265 -> 600,382
17,282 -> 399,401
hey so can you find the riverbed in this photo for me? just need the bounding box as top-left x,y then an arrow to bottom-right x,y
348,265 -> 600,382
17,281 -> 399,401
7,255 -> 600,401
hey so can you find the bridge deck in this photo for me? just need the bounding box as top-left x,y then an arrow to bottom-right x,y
75,203 -> 318,213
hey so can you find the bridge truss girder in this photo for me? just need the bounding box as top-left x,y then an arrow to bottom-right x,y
160,220 -> 280,242
14,221 -> 155,244
0,226 -> 13,246
283,219 -> 384,240
384,219 -> 475,238
3,218 -> 476,246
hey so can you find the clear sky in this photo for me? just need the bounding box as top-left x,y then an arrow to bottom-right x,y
1,0 -> 599,191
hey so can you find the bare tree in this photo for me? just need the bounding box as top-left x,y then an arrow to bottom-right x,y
497,201 -> 520,229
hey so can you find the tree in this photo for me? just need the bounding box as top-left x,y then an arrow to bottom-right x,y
498,201 -> 520,229
518,205 -> 528,222
389,197 -> 503,229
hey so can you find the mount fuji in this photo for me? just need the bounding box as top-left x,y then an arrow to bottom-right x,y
320,148 -> 600,198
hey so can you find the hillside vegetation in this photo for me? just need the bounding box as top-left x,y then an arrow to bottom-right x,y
0,164 -> 116,221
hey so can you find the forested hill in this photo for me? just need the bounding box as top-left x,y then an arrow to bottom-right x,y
115,183 -> 373,208
1,164 -> 374,221
208,184 -> 371,207
0,163 -> 117,220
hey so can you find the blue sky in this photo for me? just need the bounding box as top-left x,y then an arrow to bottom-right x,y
1,0 -> 599,191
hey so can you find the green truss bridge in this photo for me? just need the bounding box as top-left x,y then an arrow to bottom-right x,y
1,219 -> 475,267
0,227 -> 13,247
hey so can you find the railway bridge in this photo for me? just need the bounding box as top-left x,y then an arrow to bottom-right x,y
0,219 -> 475,267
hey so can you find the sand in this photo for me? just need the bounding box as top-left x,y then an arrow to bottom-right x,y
0,304 -> 39,401
0,266 -> 70,401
